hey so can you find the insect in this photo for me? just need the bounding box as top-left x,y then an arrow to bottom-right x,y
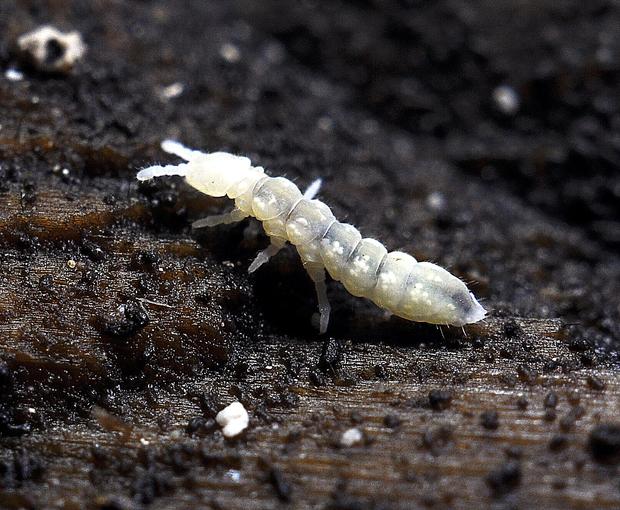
138,140 -> 487,333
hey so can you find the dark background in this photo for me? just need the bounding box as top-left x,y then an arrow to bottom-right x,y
0,1 -> 619,509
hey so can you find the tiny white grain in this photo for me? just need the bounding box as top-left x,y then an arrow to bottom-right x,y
219,43 -> 241,63
17,25 -> 86,73
340,427 -> 363,447
158,82 -> 184,101
216,401 -> 249,438
5,68 -> 24,81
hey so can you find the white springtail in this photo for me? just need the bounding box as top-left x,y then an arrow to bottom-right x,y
138,141 -> 487,334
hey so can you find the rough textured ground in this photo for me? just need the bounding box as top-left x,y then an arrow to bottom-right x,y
0,1 -> 619,509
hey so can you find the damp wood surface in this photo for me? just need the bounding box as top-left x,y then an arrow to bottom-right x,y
1,1 -> 619,509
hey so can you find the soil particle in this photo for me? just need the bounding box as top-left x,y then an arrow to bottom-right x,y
374,364 -> 388,379
567,335 -> 592,352
516,396 -> 529,410
350,412 -> 363,424
559,405 -> 585,433
544,409 -> 557,422
544,391 -> 559,408
586,375 -> 606,391
136,251 -> 160,267
308,369 -> 327,386
589,424 -> 620,465
548,434 -> 568,452
328,481 -> 384,510
502,320 -> 522,339
131,466 -> 174,505
103,299 -> 150,338
185,416 -> 217,436
504,446 -> 523,459
486,461 -> 521,497
16,25 -> 86,73
81,239 -> 106,262
383,414 -> 401,429
480,410 -> 500,430
319,337 -> 345,372
269,467 -> 293,502
421,425 -> 453,455
428,389 -> 452,411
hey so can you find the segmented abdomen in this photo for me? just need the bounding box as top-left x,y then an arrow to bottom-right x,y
139,143 -> 487,328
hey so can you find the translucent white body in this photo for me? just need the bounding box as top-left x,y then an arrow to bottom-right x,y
138,141 -> 487,333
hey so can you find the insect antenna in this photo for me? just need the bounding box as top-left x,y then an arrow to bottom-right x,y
161,139 -> 205,161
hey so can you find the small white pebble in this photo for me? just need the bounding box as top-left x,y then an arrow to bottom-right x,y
5,68 -> 24,81
426,191 -> 445,212
158,82 -> 184,101
27,407 -> 36,414
216,401 -> 249,438
219,42 -> 241,63
139,437 -> 150,446
226,469 -> 241,482
17,25 -> 86,73
340,427 -> 363,447
493,85 -> 520,115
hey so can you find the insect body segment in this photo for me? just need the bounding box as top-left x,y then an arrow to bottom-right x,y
138,141 -> 487,333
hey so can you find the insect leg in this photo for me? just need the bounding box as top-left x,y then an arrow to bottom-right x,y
303,261 -> 331,334
192,208 -> 248,229
303,178 -> 322,200
248,237 -> 287,273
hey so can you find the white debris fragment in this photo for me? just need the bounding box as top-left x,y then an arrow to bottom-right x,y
158,82 -> 184,101
340,427 -> 363,447
219,42 -> 241,63
5,68 -> 24,81
493,84 -> 520,115
17,25 -> 86,73
226,469 -> 241,482
426,191 -> 445,212
216,401 -> 249,438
